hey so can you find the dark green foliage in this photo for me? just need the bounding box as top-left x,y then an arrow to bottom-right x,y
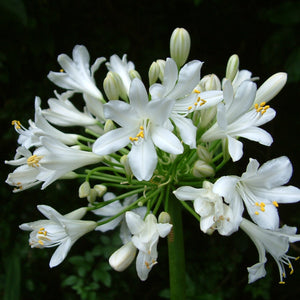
1,0 -> 300,299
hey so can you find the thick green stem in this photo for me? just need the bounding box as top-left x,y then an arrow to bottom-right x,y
168,193 -> 186,300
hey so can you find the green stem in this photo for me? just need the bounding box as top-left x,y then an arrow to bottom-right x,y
168,193 -> 186,300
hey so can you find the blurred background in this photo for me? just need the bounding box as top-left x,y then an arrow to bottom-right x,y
1,0 -> 299,299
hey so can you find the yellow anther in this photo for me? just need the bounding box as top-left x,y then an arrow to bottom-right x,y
60,69 -> 64,72
264,105 -> 270,110
197,97 -> 201,102
145,261 -> 150,269
295,256 -> 300,261
290,269 -> 294,275
27,155 -> 43,168
260,207 -> 265,212
200,99 -> 207,106
254,103 -> 259,109
255,211 -> 259,215
260,202 -> 265,207
261,110 -> 267,115
260,102 -> 266,107
140,126 -> 144,130
40,227 -> 45,231
279,281 -> 286,285
255,202 -> 259,206
188,106 -> 192,110
272,201 -> 279,207
256,107 -> 263,112
194,102 -> 198,106
38,240 -> 44,246
12,120 -> 21,129
194,89 -> 201,94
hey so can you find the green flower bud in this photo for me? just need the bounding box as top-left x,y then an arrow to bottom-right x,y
129,69 -> 141,80
225,54 -> 239,82
158,212 -> 171,224
148,61 -> 160,85
170,28 -> 191,67
104,119 -> 116,133
93,184 -> 107,197
87,188 -> 98,204
120,155 -> 132,177
79,181 -> 91,198
103,71 -> 121,100
193,160 -> 215,178
196,145 -> 212,163
199,74 -> 221,91
156,59 -> 166,82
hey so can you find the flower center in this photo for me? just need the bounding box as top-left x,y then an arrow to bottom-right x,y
187,89 -> 207,111
27,155 -> 43,168
254,102 -> 270,115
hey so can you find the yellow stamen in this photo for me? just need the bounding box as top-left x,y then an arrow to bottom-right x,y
188,106 -> 192,110
194,89 -> 201,94
145,261 -> 150,269
260,102 -> 266,107
272,201 -> 279,207
255,211 -> 259,215
12,120 -> 21,129
60,69 -> 64,72
200,99 -> 206,106
38,240 -> 44,246
279,281 -> 286,285
27,155 -> 43,168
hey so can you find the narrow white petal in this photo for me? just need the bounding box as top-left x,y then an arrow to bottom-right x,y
163,58 -> 178,95
49,238 -> 73,268
171,115 -> 196,148
213,176 -> 239,202
227,135 -> 243,161
237,127 -> 273,146
156,223 -> 172,238
129,78 -> 149,115
151,126 -> 184,154
125,211 -> 144,235
173,186 -> 202,201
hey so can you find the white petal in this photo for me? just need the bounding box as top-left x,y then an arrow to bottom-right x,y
49,238 -> 73,268
237,127 -> 273,146
156,223 -> 172,238
96,216 -> 123,232
129,78 -> 149,115
128,139 -> 157,181
125,211 -> 144,235
92,127 -> 136,156
171,115 -> 196,148
162,58 -> 178,95
247,260 -> 267,283
151,126 -> 183,154
227,135 -> 243,161
173,186 -> 202,201
213,176 -> 239,202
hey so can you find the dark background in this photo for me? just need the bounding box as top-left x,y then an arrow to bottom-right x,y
1,0 -> 300,299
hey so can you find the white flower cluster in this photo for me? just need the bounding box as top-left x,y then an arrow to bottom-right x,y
5,28 -> 300,284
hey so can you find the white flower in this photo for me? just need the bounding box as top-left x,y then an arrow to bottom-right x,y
174,181 -> 242,235
20,205 -> 97,268
106,54 -> 135,95
42,91 -> 99,127
92,78 -> 183,181
12,97 -> 78,148
125,211 -> 172,281
213,156 -> 300,230
150,58 -> 222,148
201,79 -> 276,161
48,45 -> 105,100
240,218 -> 300,284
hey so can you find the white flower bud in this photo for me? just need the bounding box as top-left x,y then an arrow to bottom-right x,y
87,188 -> 98,204
158,212 -> 171,224
148,61 -> 160,85
170,28 -> 191,67
93,184 -> 107,197
109,241 -> 137,272
196,145 -> 212,163
103,72 -> 121,100
120,155 -> 132,177
254,72 -> 287,105
199,74 -> 221,91
156,59 -> 166,81
79,181 -> 91,198
193,160 -> 215,178
199,106 -> 217,128
129,69 -> 141,80
104,119 -> 116,133
226,54 -> 239,82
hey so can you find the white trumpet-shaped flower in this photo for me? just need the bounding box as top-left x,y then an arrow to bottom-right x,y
201,79 -> 276,161
12,96 -> 78,149
92,78 -> 183,181
213,156 -> 300,230
48,45 -> 105,100
240,218 -> 300,284
20,205 -> 97,268
150,58 -> 223,148
125,211 -> 172,281
174,181 -> 242,235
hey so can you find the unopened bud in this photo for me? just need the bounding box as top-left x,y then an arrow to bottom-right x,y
199,106 -> 217,128
59,171 -> 77,179
104,119 -> 116,133
199,74 -> 221,91
87,188 -> 98,204
79,181 -> 91,198
103,72 -> 121,100
254,72 -> 287,105
193,160 -> 215,178
109,242 -> 137,272
156,59 -> 166,81
226,54 -> 239,82
129,69 -> 141,80
170,28 -> 191,67
196,145 -> 212,163
93,184 -> 107,197
120,155 -> 132,177
148,61 -> 160,85
158,212 -> 171,224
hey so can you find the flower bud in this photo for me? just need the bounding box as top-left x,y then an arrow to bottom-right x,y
196,145 -> 212,163
170,28 -> 191,67
199,106 -> 217,128
193,160 -> 215,178
109,241 -> 137,272
93,184 -> 107,197
254,72 -> 287,105
103,72 -> 121,100
59,171 -> 78,179
158,212 -> 171,224
104,119 -> 116,133
120,155 -> 132,177
199,74 -> 221,91
148,61 -> 160,85
226,54 -> 239,82
129,69 -> 141,80
79,181 -> 91,198
156,59 -> 166,81
87,188 -> 98,204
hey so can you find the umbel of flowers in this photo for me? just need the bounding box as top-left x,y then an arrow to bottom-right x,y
5,27 -> 300,297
